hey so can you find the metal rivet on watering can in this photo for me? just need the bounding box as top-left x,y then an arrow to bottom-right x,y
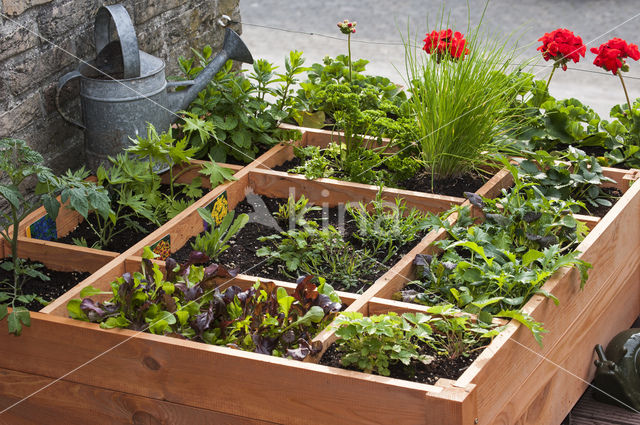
593,328 -> 640,411
56,3 -> 254,171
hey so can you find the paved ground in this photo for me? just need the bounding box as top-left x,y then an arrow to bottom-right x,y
238,0 -> 640,117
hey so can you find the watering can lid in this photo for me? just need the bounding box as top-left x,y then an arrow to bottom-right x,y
94,4 -> 140,79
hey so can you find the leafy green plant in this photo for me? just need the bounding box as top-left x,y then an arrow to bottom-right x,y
77,154 -> 161,250
294,54 -> 407,127
0,138 -> 109,335
506,77 -> 640,169
126,122 -> 199,198
396,165 -> 592,344
331,306 -> 498,376
176,48 -> 302,163
403,16 -> 527,182
257,220 -> 380,291
68,249 -> 341,360
514,147 -> 616,212
290,143 -> 421,186
192,209 -> 249,260
332,311 -> 431,376
347,188 -> 429,261
273,194 -> 321,229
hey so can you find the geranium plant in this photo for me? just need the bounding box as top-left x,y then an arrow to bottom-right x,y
537,28 -> 586,87
422,29 -> 470,62
591,37 -> 640,112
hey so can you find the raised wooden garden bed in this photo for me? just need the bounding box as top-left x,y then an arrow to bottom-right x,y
1,130 -> 639,424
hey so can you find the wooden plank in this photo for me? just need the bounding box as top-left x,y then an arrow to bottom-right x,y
248,169 -> 465,214
0,368 -> 272,425
254,144 -> 296,170
603,167 -> 638,193
491,256 -> 640,425
477,168 -> 512,199
573,214 -> 600,230
14,237 -> 118,273
569,387 -> 640,425
41,258 -> 127,316
456,175 -> 640,423
127,174 -> 248,259
0,313 -> 474,425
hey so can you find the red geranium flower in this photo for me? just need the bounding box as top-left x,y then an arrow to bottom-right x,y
591,38 -> 640,75
537,28 -> 586,71
423,29 -> 469,61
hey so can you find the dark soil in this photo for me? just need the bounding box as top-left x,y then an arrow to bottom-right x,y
319,341 -> 482,385
0,259 -> 90,311
57,184 -> 186,252
398,171 -> 487,198
273,157 -> 488,198
57,212 -> 157,252
273,157 -> 301,173
172,195 -> 427,293
579,187 -> 623,218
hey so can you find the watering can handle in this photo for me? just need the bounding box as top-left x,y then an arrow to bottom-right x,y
94,4 -> 140,79
56,70 -> 85,130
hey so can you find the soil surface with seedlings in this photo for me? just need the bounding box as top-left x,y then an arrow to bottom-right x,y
579,187 -> 622,218
57,184 -> 191,252
172,196 -> 428,293
398,171 -> 488,198
58,212 -> 157,252
273,157 -> 488,198
319,341 -> 482,385
0,259 -> 90,311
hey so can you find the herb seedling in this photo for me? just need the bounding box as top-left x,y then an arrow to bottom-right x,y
192,209 -> 249,260
347,188 -> 429,261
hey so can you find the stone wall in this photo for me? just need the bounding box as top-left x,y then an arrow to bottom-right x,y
0,0 -> 241,173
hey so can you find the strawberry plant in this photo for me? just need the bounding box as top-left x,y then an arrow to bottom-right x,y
396,165 -> 592,344
331,306 -> 499,376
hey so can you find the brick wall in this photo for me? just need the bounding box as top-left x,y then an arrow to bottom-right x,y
0,0 -> 241,173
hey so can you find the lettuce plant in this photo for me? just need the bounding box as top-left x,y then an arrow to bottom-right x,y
68,249 -> 341,360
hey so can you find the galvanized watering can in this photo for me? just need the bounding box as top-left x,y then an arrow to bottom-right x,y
56,4 -> 253,170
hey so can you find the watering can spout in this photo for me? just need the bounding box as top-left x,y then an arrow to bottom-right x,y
168,28 -> 254,115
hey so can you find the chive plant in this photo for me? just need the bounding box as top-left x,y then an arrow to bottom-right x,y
403,9 -> 527,184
